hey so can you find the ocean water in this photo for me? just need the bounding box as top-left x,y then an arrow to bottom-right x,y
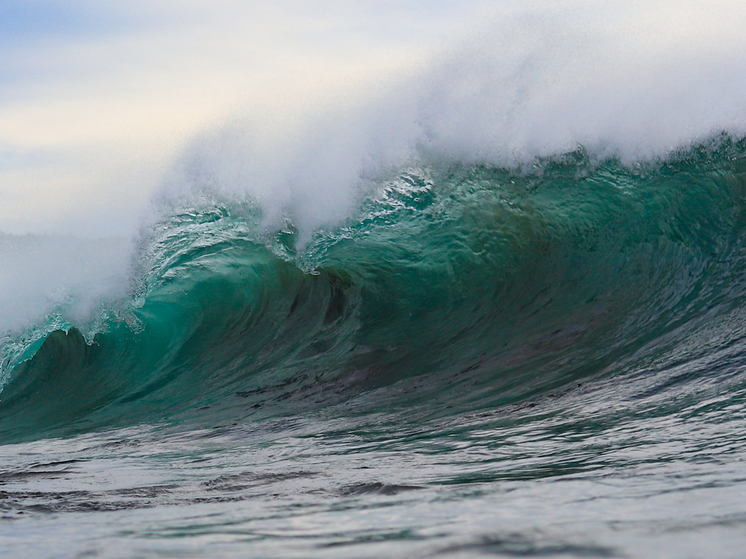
3,140 -> 746,558
4,5 -> 746,556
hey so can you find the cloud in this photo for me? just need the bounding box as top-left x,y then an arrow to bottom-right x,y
2,0 -> 745,238
0,0 -> 489,237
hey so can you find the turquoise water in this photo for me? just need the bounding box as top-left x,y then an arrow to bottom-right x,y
3,138 -> 746,557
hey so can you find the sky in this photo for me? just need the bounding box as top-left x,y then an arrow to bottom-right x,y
2,1 -> 746,239
0,0 -> 493,237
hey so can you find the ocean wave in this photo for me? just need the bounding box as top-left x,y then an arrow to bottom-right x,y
2,138 -> 746,442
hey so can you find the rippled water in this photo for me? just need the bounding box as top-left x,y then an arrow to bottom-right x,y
3,353 -> 746,558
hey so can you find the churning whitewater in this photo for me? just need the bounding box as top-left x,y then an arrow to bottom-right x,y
3,3 -> 746,558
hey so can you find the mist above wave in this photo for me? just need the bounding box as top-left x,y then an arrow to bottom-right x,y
160,0 -> 746,241
0,234 -> 132,336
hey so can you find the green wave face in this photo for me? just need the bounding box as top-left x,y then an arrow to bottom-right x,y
2,138 -> 746,442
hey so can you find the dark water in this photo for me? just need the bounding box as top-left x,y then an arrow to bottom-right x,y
3,139 -> 746,557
